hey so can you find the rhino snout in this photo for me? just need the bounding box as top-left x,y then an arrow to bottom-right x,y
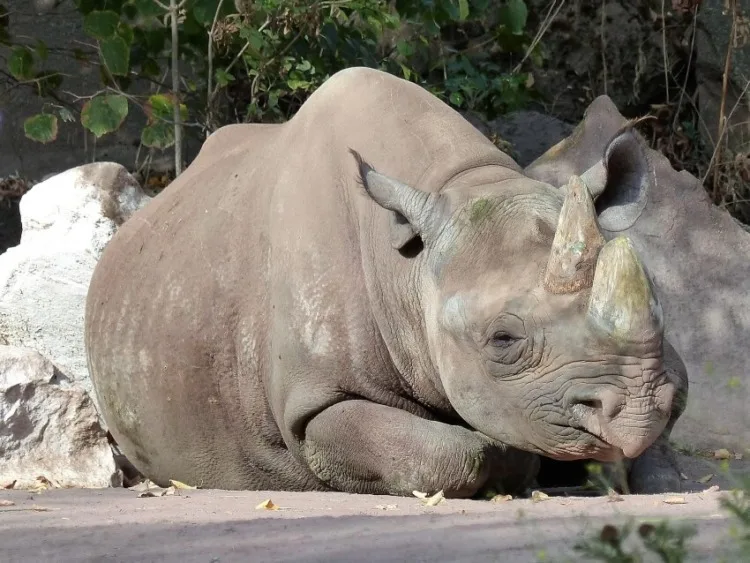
565,380 -> 675,459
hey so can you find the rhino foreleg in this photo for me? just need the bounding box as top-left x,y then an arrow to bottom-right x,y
301,399 -> 539,498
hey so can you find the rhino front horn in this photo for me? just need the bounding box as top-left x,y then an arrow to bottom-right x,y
544,175 -> 606,294
587,236 -> 663,342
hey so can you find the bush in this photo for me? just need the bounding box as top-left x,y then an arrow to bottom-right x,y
1,0 -> 540,173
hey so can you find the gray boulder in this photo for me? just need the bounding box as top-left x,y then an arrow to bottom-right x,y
0,345 -> 120,489
0,162 -> 151,403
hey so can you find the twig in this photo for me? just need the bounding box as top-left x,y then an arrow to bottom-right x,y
711,0 -> 737,201
169,0 -> 183,176
223,18 -> 271,78
661,0 -> 670,103
703,78 -> 750,185
513,0 -> 565,74
672,4 -> 699,131
600,0 -> 607,96
207,0 -> 226,134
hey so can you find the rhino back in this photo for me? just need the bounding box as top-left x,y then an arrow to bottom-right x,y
85,67 -> 521,490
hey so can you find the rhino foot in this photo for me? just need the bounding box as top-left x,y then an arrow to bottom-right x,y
301,399 -> 542,498
627,438 -> 683,494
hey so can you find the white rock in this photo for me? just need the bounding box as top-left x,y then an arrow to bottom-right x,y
0,345 -> 120,488
0,163 -> 151,403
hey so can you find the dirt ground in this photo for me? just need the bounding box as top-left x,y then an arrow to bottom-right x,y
1,454 -> 747,563
0,488 -> 735,563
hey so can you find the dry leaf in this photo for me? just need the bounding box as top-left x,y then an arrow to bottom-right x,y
0,499 -> 15,507
1,481 -> 16,490
607,488 -> 624,502
374,504 -> 398,511
703,485 -> 720,493
680,473 -> 689,480
169,479 -> 197,490
735,453 -> 744,460
164,486 -> 176,496
420,490 -> 445,506
714,448 -> 732,460
255,499 -> 279,511
663,496 -> 687,505
531,490 -> 550,503
490,494 -> 513,503
698,473 -> 714,484
412,490 -> 428,499
129,480 -> 154,492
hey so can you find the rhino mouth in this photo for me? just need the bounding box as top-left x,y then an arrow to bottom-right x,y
569,424 -> 625,461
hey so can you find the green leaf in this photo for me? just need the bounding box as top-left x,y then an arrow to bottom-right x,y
35,40 -> 49,61
23,114 -> 58,144
84,10 -> 120,40
100,36 -> 130,76
396,40 -> 414,57
214,68 -> 234,88
146,94 -> 188,122
239,27 -> 267,55
500,0 -> 528,35
458,0 -> 469,21
141,122 -> 174,149
130,0 -> 166,18
449,91 -> 465,106
8,47 -> 34,80
81,94 -> 128,138
140,57 -> 160,77
117,21 -> 134,45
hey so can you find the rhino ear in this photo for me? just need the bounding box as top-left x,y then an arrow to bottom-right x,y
579,127 -> 649,232
349,149 -> 439,250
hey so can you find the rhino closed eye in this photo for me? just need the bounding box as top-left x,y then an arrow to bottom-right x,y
484,323 -> 528,368
490,332 -> 518,348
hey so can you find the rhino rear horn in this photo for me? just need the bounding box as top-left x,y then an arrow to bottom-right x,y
544,175 -> 606,294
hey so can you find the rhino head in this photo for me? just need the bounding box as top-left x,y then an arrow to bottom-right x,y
352,127 -> 675,464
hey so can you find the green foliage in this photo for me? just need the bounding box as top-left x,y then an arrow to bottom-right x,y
5,0 -> 542,163
84,10 -> 121,39
721,482 -> 750,558
573,520 -> 697,563
141,94 -> 188,148
8,46 -> 33,80
23,113 -> 58,143
81,94 -> 129,137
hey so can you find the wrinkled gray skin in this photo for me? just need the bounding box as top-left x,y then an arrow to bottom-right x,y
86,68 -> 687,498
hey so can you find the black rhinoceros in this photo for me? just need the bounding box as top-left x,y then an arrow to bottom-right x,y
85,67 -> 687,497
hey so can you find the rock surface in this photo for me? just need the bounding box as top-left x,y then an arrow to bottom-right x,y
0,345 -> 120,489
0,162 -> 151,401
525,95 -> 750,452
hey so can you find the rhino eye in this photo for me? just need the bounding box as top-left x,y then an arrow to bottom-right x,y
490,332 -> 518,348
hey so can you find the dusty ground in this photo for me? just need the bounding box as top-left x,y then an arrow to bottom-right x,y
1,453 -> 748,563
0,488 -> 737,563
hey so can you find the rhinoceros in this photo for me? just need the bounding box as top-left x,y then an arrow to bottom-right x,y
85,67 -> 687,497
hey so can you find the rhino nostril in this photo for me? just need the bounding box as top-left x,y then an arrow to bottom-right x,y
578,399 -> 603,411
569,389 -> 623,421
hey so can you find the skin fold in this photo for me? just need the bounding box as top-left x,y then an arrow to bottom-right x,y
85,68 -> 687,497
